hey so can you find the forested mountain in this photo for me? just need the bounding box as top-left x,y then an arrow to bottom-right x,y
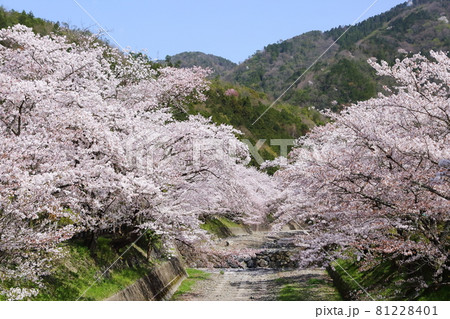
159,1 -> 449,111
166,51 -> 237,77
224,0 -> 449,109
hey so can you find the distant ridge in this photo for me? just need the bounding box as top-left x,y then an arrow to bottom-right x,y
166,51 -> 236,77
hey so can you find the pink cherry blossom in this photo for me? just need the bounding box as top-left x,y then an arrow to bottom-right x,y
0,25 -> 276,299
270,51 -> 449,289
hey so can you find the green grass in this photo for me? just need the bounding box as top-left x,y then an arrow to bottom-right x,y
31,238 -> 153,301
216,217 -> 241,229
308,278 -> 326,285
277,276 -> 341,301
171,268 -> 210,300
200,216 -> 242,238
330,258 -> 399,300
419,286 -> 450,301
278,285 -> 307,301
331,257 -> 449,301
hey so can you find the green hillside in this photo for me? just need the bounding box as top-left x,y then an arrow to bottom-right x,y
0,7 -> 56,33
224,0 -> 450,109
187,80 -> 324,166
165,51 -> 237,77
0,6 -> 110,46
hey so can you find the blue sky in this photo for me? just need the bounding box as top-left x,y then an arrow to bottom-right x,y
0,0 -> 407,63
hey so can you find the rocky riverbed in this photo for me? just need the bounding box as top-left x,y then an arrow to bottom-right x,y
174,230 -> 341,301
175,268 -> 339,301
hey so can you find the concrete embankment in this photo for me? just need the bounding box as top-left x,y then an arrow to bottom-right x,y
107,258 -> 186,301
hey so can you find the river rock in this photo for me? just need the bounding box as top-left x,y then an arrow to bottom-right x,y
258,259 -> 269,267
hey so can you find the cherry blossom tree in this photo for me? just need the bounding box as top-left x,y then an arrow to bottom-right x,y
0,25 -> 275,299
270,51 -> 449,290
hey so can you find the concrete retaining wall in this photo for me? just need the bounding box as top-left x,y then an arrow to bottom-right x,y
106,258 -> 187,301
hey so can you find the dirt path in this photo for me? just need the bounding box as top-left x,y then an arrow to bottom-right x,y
175,231 -> 341,301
